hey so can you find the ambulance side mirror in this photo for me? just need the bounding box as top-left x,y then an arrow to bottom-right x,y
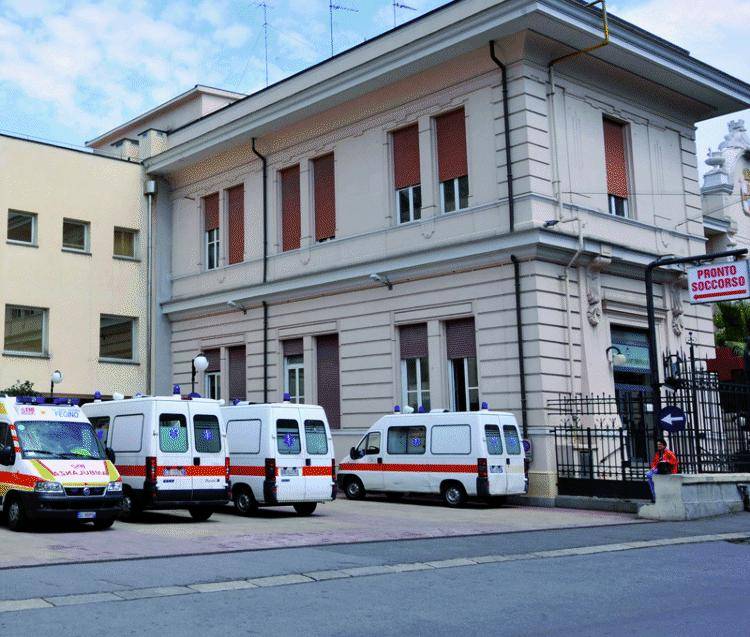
105,447 -> 116,464
349,446 -> 362,460
0,445 -> 15,466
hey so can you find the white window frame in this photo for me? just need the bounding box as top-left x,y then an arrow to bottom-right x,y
440,175 -> 469,213
205,227 -> 220,271
113,227 -> 139,259
401,357 -> 430,411
449,357 -> 479,411
396,185 -> 422,224
3,304 -> 48,357
284,354 -> 304,403
99,315 -> 137,363
608,194 -> 630,218
62,218 -> 90,253
7,210 -> 37,246
204,371 -> 221,399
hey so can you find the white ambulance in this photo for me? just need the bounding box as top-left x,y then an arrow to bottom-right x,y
222,399 -> 336,516
82,389 -> 230,521
0,395 -> 122,531
337,406 -> 527,507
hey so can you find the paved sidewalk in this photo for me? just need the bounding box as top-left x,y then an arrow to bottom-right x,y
0,497 -> 641,568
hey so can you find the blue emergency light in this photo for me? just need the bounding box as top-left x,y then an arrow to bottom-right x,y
173,384 -> 181,395
232,398 -> 241,406
188,392 -> 201,399
481,402 -> 489,410
283,392 -> 291,401
418,405 -> 425,413
393,405 -> 401,412
94,391 -> 102,400
16,396 -> 45,405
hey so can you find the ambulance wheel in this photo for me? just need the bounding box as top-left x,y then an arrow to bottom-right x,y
441,482 -> 467,508
119,489 -> 142,522
344,477 -> 365,500
93,517 -> 116,530
293,503 -> 317,516
233,486 -> 258,516
5,496 -> 27,531
189,508 -> 213,521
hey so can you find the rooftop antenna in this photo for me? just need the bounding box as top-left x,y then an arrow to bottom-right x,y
329,1 -> 359,57
255,1 -> 270,87
392,1 -> 417,27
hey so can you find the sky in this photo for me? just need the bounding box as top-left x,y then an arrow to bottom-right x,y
0,0 -> 746,178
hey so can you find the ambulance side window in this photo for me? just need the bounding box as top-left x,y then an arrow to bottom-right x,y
89,416 -> 110,444
355,432 -> 380,455
387,426 -> 426,455
304,420 -> 328,455
485,425 -> 503,455
111,414 -> 144,453
503,425 -> 521,455
194,415 -> 222,453
0,423 -> 9,448
276,419 -> 301,455
159,414 -> 189,453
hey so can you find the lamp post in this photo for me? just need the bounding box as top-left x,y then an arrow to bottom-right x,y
50,369 -> 63,399
191,355 -> 209,394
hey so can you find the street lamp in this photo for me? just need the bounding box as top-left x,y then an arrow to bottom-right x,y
191,354 -> 209,394
605,346 -> 627,367
50,369 -> 63,398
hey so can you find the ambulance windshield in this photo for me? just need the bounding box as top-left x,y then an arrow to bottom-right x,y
15,421 -> 106,460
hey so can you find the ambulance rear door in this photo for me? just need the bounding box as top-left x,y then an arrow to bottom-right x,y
500,416 -> 525,494
188,402 -> 226,500
273,406 -> 306,502
155,402 -> 193,500
300,407 -> 333,501
482,416 -> 507,494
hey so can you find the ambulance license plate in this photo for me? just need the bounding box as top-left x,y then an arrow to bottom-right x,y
76,512 -> 96,519
280,467 -> 299,477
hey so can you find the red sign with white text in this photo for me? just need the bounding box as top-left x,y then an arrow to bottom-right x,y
688,261 -> 750,304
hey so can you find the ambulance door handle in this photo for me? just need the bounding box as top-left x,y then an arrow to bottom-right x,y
194,457 -> 201,466
305,458 -> 311,467
377,457 -> 383,464
506,458 -> 510,465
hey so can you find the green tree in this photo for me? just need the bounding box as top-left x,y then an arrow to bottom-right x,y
714,301 -> 750,353
0,380 -> 40,396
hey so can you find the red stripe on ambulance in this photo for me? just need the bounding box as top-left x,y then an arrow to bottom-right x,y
339,463 -> 478,473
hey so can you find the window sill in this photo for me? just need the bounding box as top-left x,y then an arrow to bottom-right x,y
62,247 -> 92,256
113,255 -> 141,262
2,350 -> 49,359
6,240 -> 38,248
98,357 -> 140,365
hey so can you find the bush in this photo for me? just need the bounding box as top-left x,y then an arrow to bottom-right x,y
0,380 -> 40,396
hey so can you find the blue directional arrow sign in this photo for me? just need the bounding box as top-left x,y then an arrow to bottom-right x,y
658,405 -> 687,433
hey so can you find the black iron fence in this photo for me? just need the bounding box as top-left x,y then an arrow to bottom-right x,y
549,348 -> 750,499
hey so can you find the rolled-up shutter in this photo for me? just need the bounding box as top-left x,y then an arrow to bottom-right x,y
281,165 -> 301,251
227,184 -> 244,265
316,334 -> 340,428
393,124 -> 420,190
603,119 -> 629,198
399,323 -> 427,359
204,348 -> 220,372
446,318 -> 476,359
314,154 -> 336,241
203,193 -> 219,231
228,345 -> 246,400
435,108 -> 467,183
283,338 -> 303,357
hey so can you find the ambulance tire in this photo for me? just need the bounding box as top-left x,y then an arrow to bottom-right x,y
188,508 -> 213,521
93,517 -> 116,530
119,488 -> 142,522
5,496 -> 28,532
441,482 -> 467,508
344,476 -> 366,500
293,502 -> 317,516
233,485 -> 258,516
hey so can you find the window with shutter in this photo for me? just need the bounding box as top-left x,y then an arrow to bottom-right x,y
393,125 -> 422,224
280,165 -> 301,251
228,345 -> 246,401
316,334 -> 340,428
227,184 -> 244,265
313,154 -> 336,242
435,108 -> 469,213
203,348 -> 221,399
203,193 -> 220,270
446,318 -> 479,411
603,118 -> 630,218
399,324 -> 429,411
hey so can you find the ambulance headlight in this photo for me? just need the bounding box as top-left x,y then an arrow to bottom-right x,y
106,481 -> 123,493
35,481 -> 64,494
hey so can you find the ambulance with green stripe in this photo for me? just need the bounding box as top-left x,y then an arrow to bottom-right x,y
0,395 -> 123,531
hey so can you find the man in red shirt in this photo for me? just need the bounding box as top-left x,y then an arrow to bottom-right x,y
646,438 -> 678,502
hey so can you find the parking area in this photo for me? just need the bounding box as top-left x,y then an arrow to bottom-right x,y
0,496 -> 643,569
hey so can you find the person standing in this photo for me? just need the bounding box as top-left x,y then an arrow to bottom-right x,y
646,438 -> 678,502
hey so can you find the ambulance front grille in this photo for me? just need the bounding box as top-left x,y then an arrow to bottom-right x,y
64,487 -> 106,496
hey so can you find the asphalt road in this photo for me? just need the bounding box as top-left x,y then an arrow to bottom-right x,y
0,513 -> 748,636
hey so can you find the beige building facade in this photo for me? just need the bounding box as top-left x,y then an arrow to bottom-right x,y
89,0 -> 750,497
0,135 -> 147,397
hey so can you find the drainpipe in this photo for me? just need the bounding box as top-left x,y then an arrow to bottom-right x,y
562,218 -> 584,394
144,180 -> 157,394
252,139 -> 269,402
489,41 -> 515,233
510,255 -> 528,438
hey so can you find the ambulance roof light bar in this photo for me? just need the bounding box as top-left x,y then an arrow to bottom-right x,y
16,396 -> 46,405
481,402 -> 489,411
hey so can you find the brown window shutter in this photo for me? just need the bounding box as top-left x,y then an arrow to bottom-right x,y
204,348 -> 220,372
283,338 -> 303,357
281,165 -> 301,251
435,108 -> 468,183
228,345 -> 246,400
603,119 -> 629,198
393,124 -> 420,190
203,193 -> 219,231
227,185 -> 244,265
316,334 -> 340,428
313,154 -> 336,241
446,318 -> 476,359
399,323 -> 428,359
